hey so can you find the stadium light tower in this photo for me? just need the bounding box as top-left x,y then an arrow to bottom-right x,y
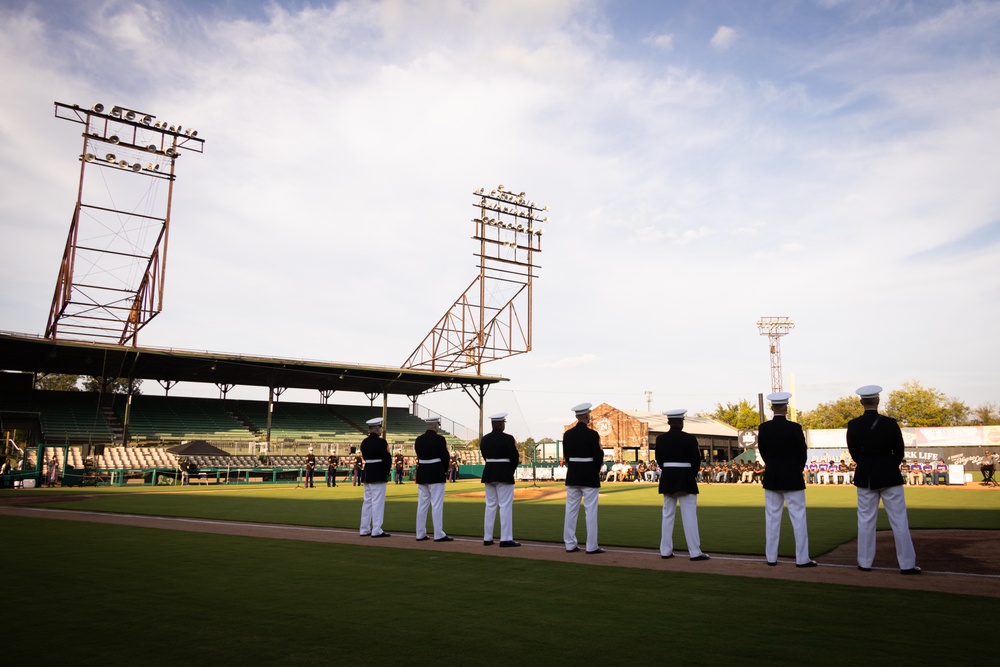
403,184 -> 547,374
757,316 -> 794,394
46,101 -> 205,346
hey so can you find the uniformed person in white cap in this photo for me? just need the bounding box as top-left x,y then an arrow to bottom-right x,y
304,446 -> 316,489
562,403 -> 605,554
847,385 -> 920,574
480,412 -> 520,547
414,416 -> 452,542
359,417 -> 392,538
655,409 -> 709,561
758,393 -> 816,567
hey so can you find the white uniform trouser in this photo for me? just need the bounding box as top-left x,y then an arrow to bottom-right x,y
564,486 -> 600,552
661,493 -> 703,558
857,485 -> 917,570
360,482 -> 387,536
484,482 -> 515,542
764,489 -> 810,565
416,482 -> 446,540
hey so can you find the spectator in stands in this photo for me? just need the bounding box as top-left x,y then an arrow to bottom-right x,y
480,412 -> 520,548
932,458 -> 949,485
563,403 -> 605,554
645,461 -> 660,482
655,409 -> 709,561
847,385 -> 920,575
305,447 -> 316,488
359,418 -> 392,538
414,417 -> 452,542
598,461 -> 607,481
327,452 -> 338,488
758,392 -> 816,568
636,460 -> 648,482
606,461 -> 623,482
393,451 -> 404,485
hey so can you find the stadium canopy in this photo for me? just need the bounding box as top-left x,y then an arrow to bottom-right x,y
0,331 -> 504,398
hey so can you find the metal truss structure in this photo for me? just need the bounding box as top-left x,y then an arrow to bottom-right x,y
403,184 -> 547,375
46,101 -> 204,346
756,316 -> 794,394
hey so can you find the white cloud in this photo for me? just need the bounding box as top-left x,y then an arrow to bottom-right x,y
646,33 -> 674,51
710,25 -> 737,50
539,353 -> 600,370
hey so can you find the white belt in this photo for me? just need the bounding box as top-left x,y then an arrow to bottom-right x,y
485,458 -> 511,463
662,462 -> 691,468
418,458 -> 442,464
364,460 -> 383,464
568,457 -> 594,462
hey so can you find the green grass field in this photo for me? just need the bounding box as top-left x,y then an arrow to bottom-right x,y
5,482 -> 998,665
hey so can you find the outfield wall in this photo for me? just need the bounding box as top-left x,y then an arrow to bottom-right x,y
805,425 -> 1000,471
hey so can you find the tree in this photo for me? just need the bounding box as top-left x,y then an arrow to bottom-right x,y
798,396 -> 864,429
967,402 -> 1000,426
516,437 -> 537,464
34,373 -> 81,391
884,381 -> 969,427
706,399 -> 760,430
81,376 -> 143,394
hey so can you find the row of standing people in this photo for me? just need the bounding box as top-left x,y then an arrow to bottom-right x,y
355,385 -> 921,574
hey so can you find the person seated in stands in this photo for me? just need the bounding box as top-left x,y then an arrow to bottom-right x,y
598,461 -> 607,481
805,459 -> 818,484
907,460 -> 924,486
713,461 -> 728,483
697,461 -> 708,483
739,462 -> 754,484
636,460 -> 648,482
645,461 -> 660,482
932,458 -> 949,485
815,460 -> 831,485
752,461 -> 764,484
920,460 -> 934,486
606,461 -> 624,482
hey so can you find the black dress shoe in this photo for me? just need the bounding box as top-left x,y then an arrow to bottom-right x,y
371,532 -> 391,538
586,548 -> 606,555
499,540 -> 521,548
566,547 -> 580,553
415,536 -> 430,542
661,554 -> 675,560
689,554 -> 711,561
796,560 -> 818,568
483,540 -> 494,546
766,561 -> 778,567
900,566 -> 922,575
434,536 -> 454,542
857,565 -> 872,572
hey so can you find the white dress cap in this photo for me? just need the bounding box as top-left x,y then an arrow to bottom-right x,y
425,416 -> 442,424
308,445 -> 314,451
572,402 -> 593,415
365,417 -> 383,427
855,385 -> 883,399
767,392 -> 792,405
663,409 -> 687,419
489,412 -> 508,421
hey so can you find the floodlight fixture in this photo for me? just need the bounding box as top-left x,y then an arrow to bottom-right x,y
757,316 -> 795,393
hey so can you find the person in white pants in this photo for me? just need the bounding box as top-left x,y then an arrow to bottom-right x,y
655,409 -> 709,561
480,412 -> 520,547
847,385 -> 920,574
757,393 -> 816,568
414,416 -> 452,542
562,403 -> 605,554
359,418 -> 392,538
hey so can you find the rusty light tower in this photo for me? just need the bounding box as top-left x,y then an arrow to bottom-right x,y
757,316 -> 794,394
46,101 -> 204,346
403,185 -> 547,436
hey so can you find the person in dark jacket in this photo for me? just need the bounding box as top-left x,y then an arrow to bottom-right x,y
359,417 -> 392,538
414,416 -> 452,542
847,385 -> 919,574
562,403 -> 605,554
758,392 -> 816,567
304,447 -> 316,488
480,412 -> 520,547
655,409 -> 709,561
327,452 -> 338,487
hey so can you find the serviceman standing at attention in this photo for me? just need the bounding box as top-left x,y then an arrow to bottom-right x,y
414,416 -> 453,542
655,409 -> 710,561
359,417 -> 392,538
305,446 -> 316,488
758,392 -> 816,568
480,412 -> 520,548
563,403 -> 605,554
847,385 -> 920,574
327,451 -> 338,488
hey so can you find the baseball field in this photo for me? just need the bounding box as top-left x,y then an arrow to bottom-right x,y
4,481 -> 997,666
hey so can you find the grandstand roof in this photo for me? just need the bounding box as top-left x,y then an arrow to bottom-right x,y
0,331 -> 504,397
622,410 -> 738,437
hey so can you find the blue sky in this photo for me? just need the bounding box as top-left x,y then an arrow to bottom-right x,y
1,0 -> 998,441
